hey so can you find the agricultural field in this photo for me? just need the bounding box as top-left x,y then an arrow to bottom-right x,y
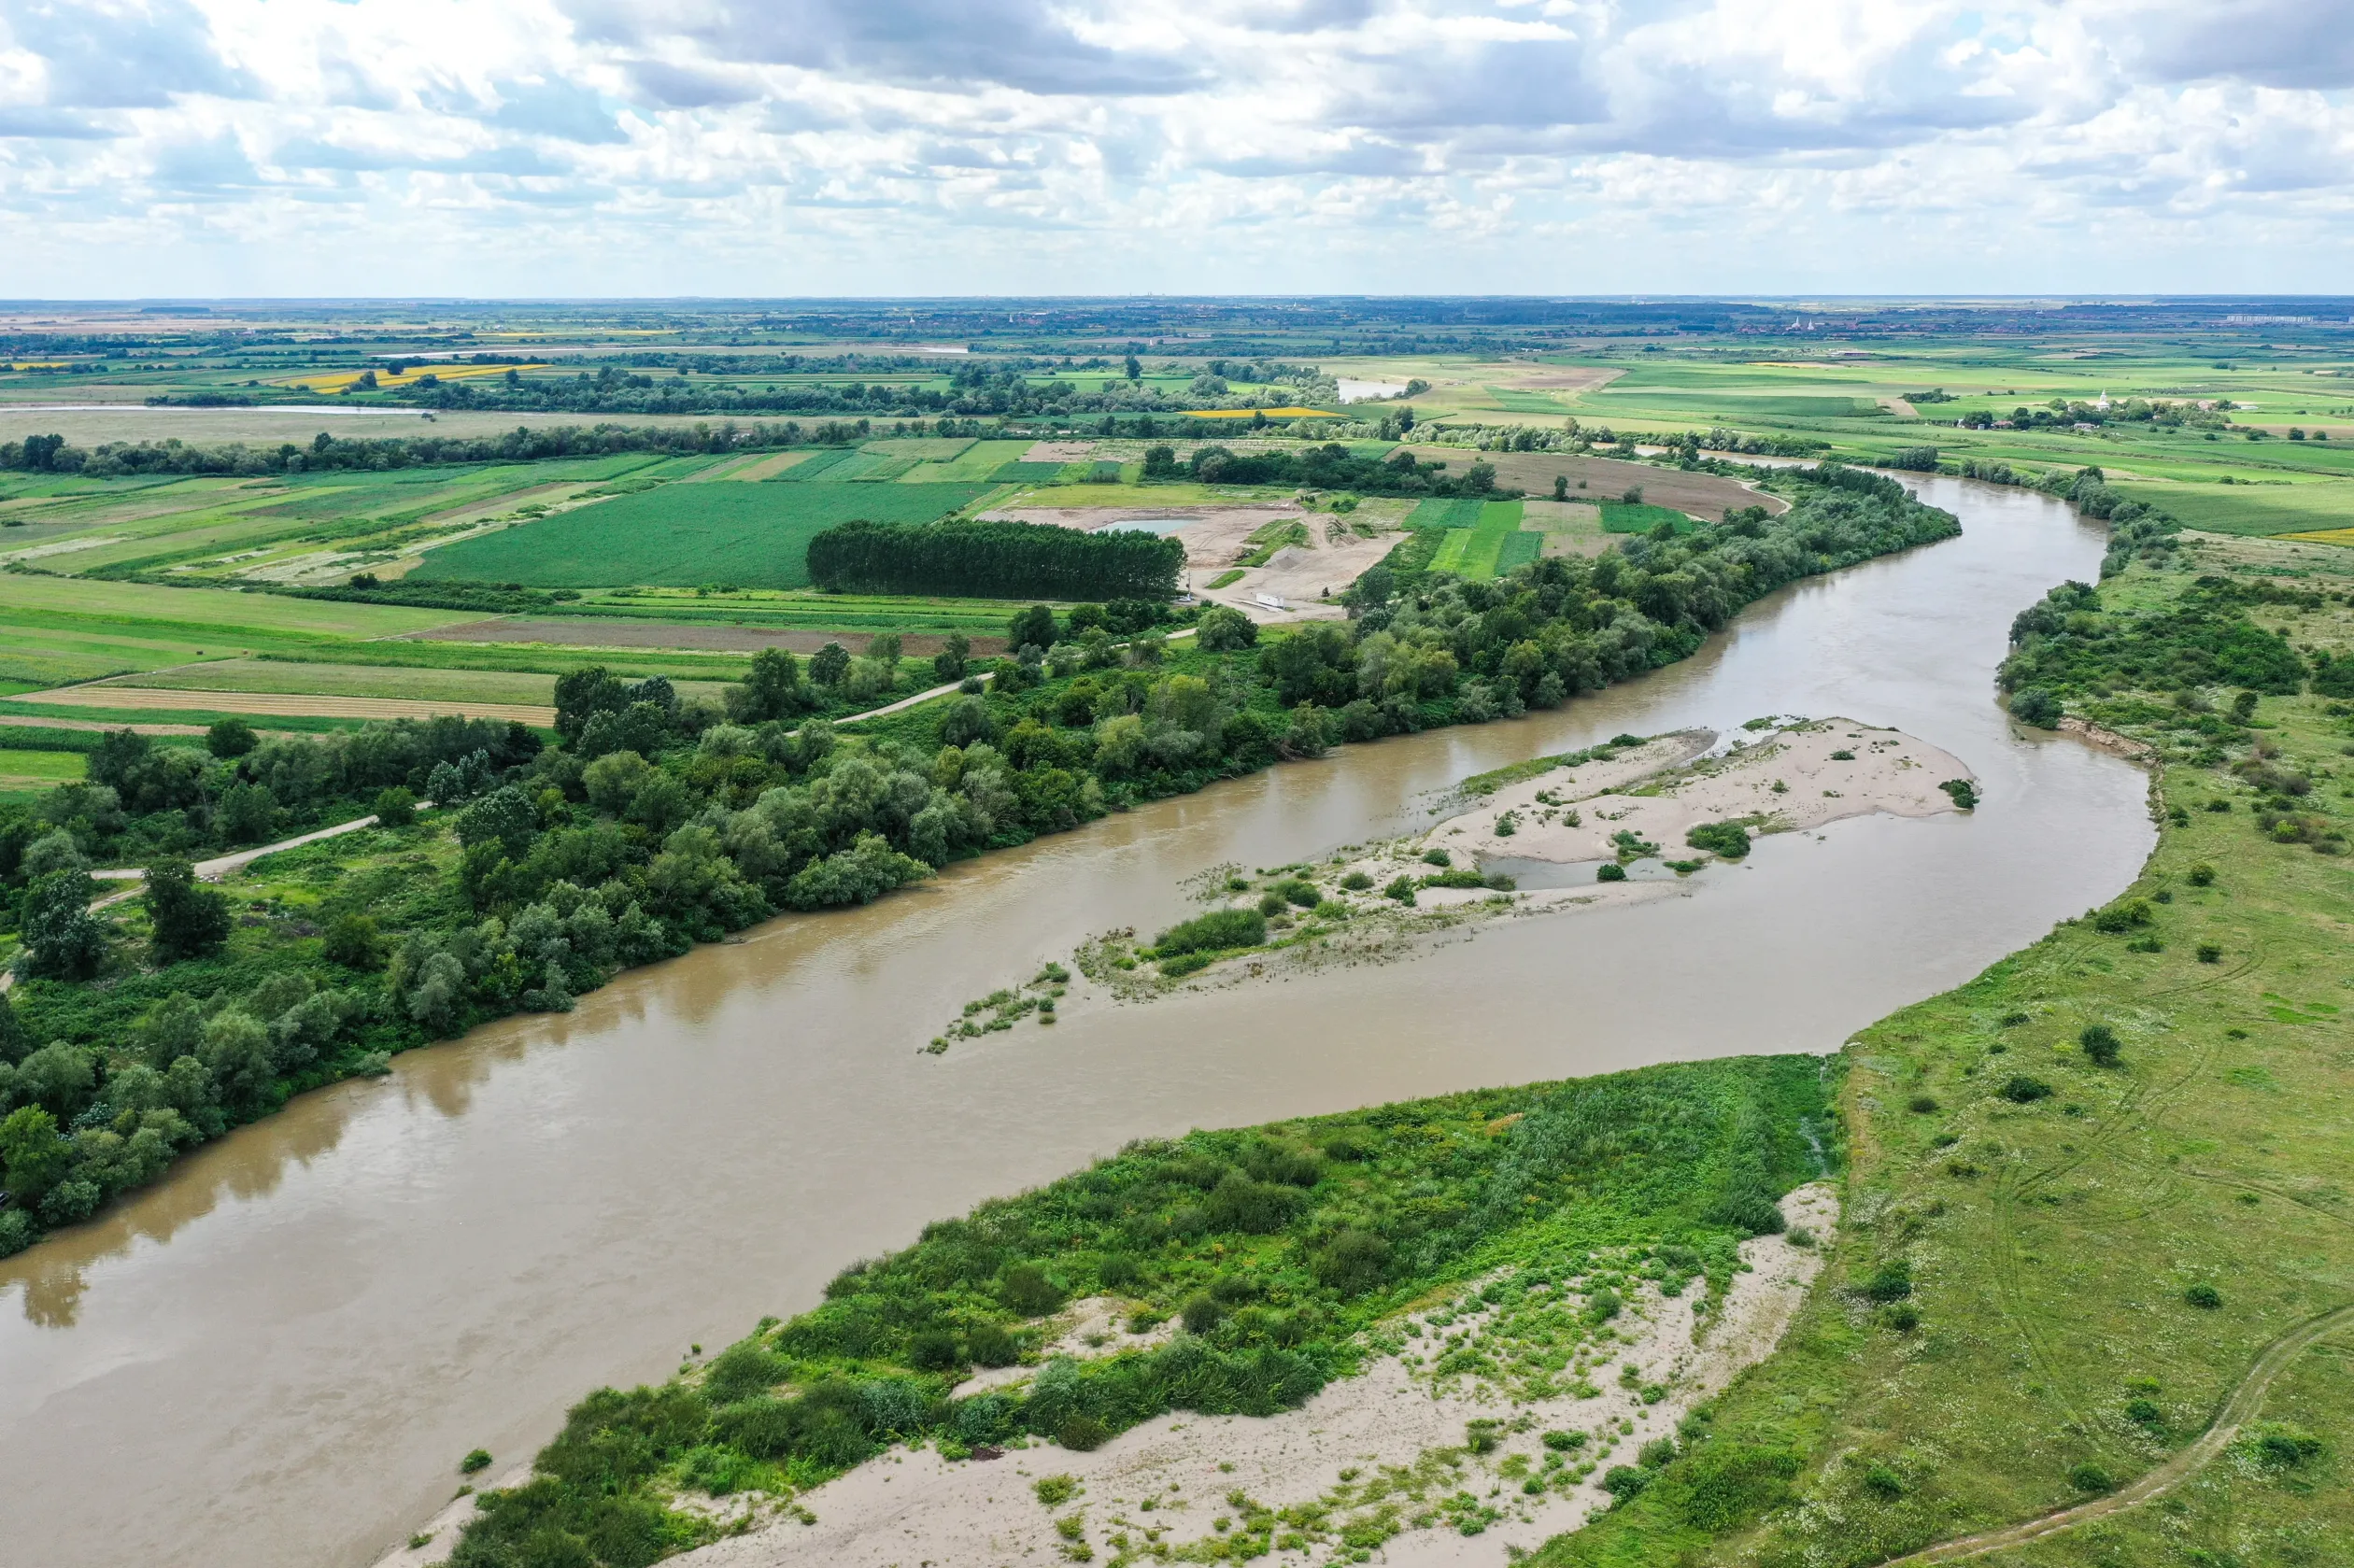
1427,499 -> 1534,579
2111,477 -> 2354,537
407,480 -> 990,590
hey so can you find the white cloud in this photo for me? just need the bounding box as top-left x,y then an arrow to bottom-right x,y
0,0 -> 2350,293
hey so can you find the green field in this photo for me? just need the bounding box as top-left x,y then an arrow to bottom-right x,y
1429,500 -> 1526,578
774,447 -> 855,482
1600,501 -> 1697,534
1595,392 -> 1884,420
408,483 -> 990,590
1484,387 -> 1572,413
0,747 -> 88,785
1406,496 -> 1487,530
2111,478 -> 2354,537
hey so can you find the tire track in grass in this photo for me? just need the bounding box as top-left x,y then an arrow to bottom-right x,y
1878,1302 -> 2354,1565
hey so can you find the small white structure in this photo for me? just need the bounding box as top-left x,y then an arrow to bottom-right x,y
1255,592 -> 1289,612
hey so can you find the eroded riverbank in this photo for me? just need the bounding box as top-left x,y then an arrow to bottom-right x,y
0,475 -> 2154,1568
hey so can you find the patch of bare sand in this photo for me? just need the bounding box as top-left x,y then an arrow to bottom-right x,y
672,1187 -> 1838,1568
1429,719 -> 1971,867
953,1298 -> 1181,1398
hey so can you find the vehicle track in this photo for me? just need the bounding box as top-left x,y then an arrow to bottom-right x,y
1879,1301 -> 2354,1565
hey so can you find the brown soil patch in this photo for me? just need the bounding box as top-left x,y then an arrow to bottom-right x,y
15,687 -> 557,725
1411,448 -> 1788,519
406,618 -> 1005,657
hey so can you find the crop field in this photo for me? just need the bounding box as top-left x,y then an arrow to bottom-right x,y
0,747 -> 88,792
1405,496 -> 1488,530
904,438 -> 1029,481
2111,478 -> 2354,538
1601,501 -> 1699,534
1427,500 -> 1526,579
408,481 -> 990,589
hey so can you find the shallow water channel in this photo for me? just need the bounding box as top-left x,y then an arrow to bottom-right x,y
0,476 -> 2154,1568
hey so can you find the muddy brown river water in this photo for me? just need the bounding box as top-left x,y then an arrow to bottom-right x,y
0,476 -> 2155,1568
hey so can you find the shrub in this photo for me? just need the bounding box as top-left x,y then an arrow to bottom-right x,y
2092,900 -> 2153,934
461,1448 -> 492,1475
1685,821 -> 1751,859
2067,1462 -> 2113,1492
1195,605 -> 1259,652
1541,1430 -> 1586,1452
968,1322 -> 1019,1367
1421,848 -> 1451,868
1339,870 -> 1372,891
1153,908 -> 1266,956
1880,1302 -> 1921,1332
1862,1462 -> 1907,1498
2079,1024 -> 2121,1067
1035,1475 -> 1078,1505
1601,1465 -> 1652,1503
2001,1074 -> 2054,1103
1638,1437 -> 1678,1468
323,912 -> 383,969
1181,1293 -> 1225,1333
1383,876 -> 1417,905
2124,1397 -> 2163,1426
2013,687 -> 2064,727
1595,863 -> 1627,883
2197,943 -> 2222,963
1310,1228 -> 1392,1295
1862,1258 -> 1913,1303
2184,1283 -> 2222,1309
2186,862 -> 2216,886
1001,1264 -> 1063,1317
2251,1422 -> 2325,1468
1907,1094 -> 1938,1114
1939,778 -> 1979,810
374,785 -> 418,826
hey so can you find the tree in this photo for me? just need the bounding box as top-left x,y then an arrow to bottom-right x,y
145,855 -> 231,962
1008,603 -> 1058,654
1124,354 -> 1142,381
19,870 -> 108,980
0,992 -> 26,1066
206,716 -> 258,758
0,1107 -> 70,1204
932,632 -> 971,683
1195,604 -> 1258,651
730,647 -> 804,723
374,785 -> 417,826
2012,687 -> 2063,728
809,643 -> 852,688
2079,1024 -> 2121,1067
456,785 -> 538,858
216,782 -> 277,843
553,666 -> 631,743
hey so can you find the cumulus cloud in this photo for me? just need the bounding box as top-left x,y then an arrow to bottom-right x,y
0,0 -> 2350,293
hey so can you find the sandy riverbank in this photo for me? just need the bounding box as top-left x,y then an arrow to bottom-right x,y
1425,718 -> 1974,870
667,1186 -> 1839,1568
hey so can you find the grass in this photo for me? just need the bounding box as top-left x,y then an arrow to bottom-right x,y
1544,532 -> 2354,1568
1600,502 -> 1696,535
2111,478 -> 2354,538
1406,497 -> 1487,530
0,747 -> 88,785
408,483 -> 990,590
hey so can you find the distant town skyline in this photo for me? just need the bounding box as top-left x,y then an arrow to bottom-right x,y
3,0 -> 2350,298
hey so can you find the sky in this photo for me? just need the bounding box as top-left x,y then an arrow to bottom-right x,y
2,0 -> 2352,299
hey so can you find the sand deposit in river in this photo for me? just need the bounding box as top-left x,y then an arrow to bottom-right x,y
667,1186 -> 1839,1568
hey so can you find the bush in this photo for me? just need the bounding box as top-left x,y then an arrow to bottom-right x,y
1862,1462 -> 1907,1498
2067,1462 -> 2113,1493
1310,1228 -> 1392,1295
1152,908 -> 1267,956
374,785 -> 418,826
1382,876 -> 1417,905
968,1322 -> 1019,1367
2186,862 -> 2216,886
2184,1283 -> 2222,1309
1685,821 -> 1751,859
2197,943 -> 2222,963
1339,871 -> 1371,891
1595,862 -> 1627,883
1601,1465 -> 1652,1503
2079,1024 -> 2121,1067
461,1448 -> 492,1475
1000,1264 -> 1063,1317
2001,1074 -> 2054,1103
1939,778 -> 1979,810
1862,1258 -> 1913,1303
2013,687 -> 2064,727
1907,1094 -> 1938,1113
1195,605 -> 1259,651
2092,900 -> 2153,934
323,912 -> 383,969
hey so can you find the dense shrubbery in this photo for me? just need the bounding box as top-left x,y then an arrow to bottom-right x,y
807,518 -> 1184,600
0,421 -> 815,479
1142,440 -> 1510,497
2000,575 -> 2306,701
448,1056 -> 1832,1566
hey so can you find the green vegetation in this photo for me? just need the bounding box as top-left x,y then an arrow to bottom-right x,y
806,518 -> 1185,600
0,467 -> 1952,1258
410,483 -> 990,590
1539,529 -> 2354,1568
1599,502 -> 1695,536
445,1054 -> 1830,1565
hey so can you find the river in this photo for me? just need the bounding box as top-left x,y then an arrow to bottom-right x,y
0,475 -> 2152,1568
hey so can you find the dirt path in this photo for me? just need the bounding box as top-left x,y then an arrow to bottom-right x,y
1881,1302 -> 2354,1565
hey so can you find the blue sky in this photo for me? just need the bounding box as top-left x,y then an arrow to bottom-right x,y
3,0 -> 2351,298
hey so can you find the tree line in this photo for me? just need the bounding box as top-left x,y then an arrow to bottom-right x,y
0,420 -> 853,479
807,519 -> 1186,600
